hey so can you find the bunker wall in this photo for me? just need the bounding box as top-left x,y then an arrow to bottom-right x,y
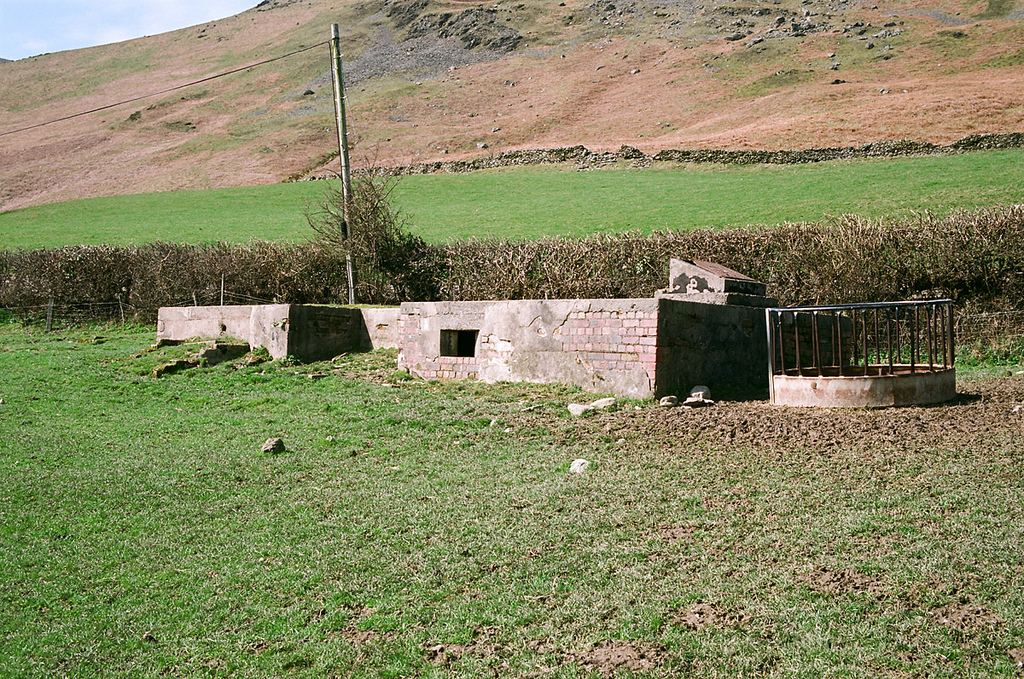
398,299 -> 660,398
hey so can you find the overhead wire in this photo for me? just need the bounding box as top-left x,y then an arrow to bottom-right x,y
0,41 -> 330,138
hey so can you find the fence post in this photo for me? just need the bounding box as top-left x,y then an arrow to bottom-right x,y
45,299 -> 54,332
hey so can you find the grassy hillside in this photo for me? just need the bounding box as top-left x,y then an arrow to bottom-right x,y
2,0 -> 1024,211
2,149 -> 1024,249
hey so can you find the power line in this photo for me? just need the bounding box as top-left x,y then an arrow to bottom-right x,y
0,41 -> 329,138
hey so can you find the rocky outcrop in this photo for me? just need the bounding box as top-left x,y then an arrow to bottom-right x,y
405,8 -> 523,53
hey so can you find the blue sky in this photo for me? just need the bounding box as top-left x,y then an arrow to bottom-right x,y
0,1 -> 258,60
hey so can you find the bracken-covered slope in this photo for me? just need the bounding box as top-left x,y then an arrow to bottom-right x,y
1,0 -> 1023,211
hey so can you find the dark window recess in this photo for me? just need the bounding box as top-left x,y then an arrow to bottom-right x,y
441,329 -> 478,357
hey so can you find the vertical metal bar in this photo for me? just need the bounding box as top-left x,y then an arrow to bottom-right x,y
777,311 -> 786,374
812,311 -> 822,376
765,309 -> 776,403
862,309 -> 869,376
948,301 -> 956,366
795,311 -> 803,377
830,311 -> 838,372
851,309 -> 859,371
834,311 -> 843,375
910,305 -> 918,373
874,308 -> 880,369
927,304 -> 935,372
894,306 -> 901,369
886,307 -> 893,375
938,304 -> 947,369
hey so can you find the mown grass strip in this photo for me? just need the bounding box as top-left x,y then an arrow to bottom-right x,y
2,149 -> 1024,249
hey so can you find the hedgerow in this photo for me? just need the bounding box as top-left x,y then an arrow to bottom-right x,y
1,205 -> 1022,323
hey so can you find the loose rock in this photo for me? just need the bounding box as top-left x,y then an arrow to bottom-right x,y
569,458 -> 591,473
659,395 -> 679,407
590,397 -> 618,411
262,437 -> 285,454
568,403 -> 594,417
689,385 -> 712,400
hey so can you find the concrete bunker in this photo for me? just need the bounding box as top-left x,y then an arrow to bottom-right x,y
155,260 -> 955,407
397,260 -> 776,399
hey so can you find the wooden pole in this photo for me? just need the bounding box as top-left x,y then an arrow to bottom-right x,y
330,23 -> 356,305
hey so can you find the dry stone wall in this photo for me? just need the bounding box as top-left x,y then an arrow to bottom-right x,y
319,133 -> 1024,179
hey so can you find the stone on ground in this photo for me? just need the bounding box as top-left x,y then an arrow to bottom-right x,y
570,458 -> 591,473
262,437 -> 285,454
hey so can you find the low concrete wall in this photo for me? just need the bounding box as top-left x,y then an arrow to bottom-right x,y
361,307 -> 402,349
398,296 -> 772,399
399,299 -> 660,398
157,305 -> 255,343
156,304 -> 400,361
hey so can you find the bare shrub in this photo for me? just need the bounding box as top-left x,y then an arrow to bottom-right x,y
307,171 -> 437,304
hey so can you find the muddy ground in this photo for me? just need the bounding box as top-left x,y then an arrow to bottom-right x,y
560,375 -> 1024,456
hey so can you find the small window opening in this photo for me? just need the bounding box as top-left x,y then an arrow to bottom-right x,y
441,329 -> 478,357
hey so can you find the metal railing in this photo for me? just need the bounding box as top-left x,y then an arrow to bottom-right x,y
766,300 -> 955,378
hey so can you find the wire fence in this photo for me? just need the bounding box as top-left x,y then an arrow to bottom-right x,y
0,286 -> 281,331
955,310 -> 1024,345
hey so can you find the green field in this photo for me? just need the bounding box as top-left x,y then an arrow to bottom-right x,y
2,323 -> 1023,677
3,149 -> 1024,249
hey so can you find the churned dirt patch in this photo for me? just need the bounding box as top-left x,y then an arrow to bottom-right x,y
930,602 -> 1004,633
583,376 -> 1024,455
670,602 -> 748,630
568,639 -> 669,677
655,523 -> 693,544
420,642 -> 468,667
798,567 -> 888,597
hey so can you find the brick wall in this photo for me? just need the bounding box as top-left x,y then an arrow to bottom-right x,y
559,308 -> 659,387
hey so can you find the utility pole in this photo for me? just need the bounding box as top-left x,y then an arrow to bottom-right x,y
330,23 -> 356,305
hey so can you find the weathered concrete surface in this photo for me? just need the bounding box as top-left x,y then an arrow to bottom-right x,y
668,259 -> 767,297
361,307 -> 401,349
398,295 -> 775,399
157,304 -> 400,361
248,304 -> 292,359
157,305 -> 255,343
655,295 -> 770,398
399,299 -> 659,398
770,367 -> 956,407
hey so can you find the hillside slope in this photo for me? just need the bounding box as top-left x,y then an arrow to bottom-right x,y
1,0 -> 1023,212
